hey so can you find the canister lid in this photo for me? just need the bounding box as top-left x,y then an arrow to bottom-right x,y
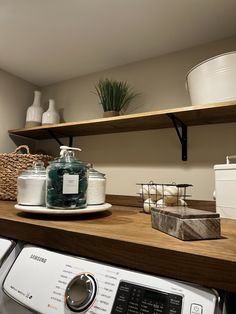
214,155 -> 236,170
88,167 -> 105,178
214,164 -> 236,170
18,161 -> 46,177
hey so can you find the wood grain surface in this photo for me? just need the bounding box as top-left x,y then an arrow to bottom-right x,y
0,201 -> 235,293
8,100 -> 236,140
106,194 -> 216,211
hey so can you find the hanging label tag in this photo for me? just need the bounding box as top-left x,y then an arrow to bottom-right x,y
63,174 -> 79,194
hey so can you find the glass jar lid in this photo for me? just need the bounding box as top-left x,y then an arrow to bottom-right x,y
88,167 -> 105,178
19,161 -> 46,178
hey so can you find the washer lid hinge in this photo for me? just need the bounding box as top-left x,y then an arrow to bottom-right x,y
167,113 -> 187,161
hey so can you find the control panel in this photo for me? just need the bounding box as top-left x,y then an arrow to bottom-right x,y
3,245 -> 218,314
112,281 -> 182,314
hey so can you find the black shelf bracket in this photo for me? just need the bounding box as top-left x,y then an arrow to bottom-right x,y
68,136 -> 74,147
167,113 -> 187,161
47,130 -> 74,147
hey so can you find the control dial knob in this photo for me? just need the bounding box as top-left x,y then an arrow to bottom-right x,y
65,273 -> 96,312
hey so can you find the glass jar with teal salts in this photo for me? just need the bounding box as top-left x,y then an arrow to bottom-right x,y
46,146 -> 89,209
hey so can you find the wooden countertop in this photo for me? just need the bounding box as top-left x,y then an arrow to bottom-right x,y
0,201 -> 236,293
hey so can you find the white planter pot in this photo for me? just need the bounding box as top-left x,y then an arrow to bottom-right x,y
186,51 -> 236,105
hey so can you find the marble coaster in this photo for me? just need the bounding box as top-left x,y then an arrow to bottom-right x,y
151,206 -> 221,241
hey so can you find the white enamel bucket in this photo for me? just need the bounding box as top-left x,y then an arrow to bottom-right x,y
186,51 -> 236,105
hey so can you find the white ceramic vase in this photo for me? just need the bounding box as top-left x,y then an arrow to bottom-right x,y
25,91 -> 43,128
42,99 -> 60,125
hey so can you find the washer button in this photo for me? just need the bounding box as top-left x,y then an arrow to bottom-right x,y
190,303 -> 203,314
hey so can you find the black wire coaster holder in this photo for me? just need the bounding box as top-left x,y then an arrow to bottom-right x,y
137,182 -> 192,213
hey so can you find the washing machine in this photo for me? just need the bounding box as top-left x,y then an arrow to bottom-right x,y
0,237 -> 31,314
2,244 -> 221,314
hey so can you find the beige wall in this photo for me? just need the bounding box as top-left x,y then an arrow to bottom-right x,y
39,36 -> 236,200
0,69 -> 37,153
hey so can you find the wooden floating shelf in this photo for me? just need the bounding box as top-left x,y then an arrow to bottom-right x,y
9,101 -> 236,140
9,101 -> 236,161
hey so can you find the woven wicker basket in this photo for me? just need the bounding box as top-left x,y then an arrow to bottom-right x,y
0,145 -> 53,201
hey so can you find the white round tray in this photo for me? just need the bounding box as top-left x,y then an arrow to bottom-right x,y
15,203 -> 112,215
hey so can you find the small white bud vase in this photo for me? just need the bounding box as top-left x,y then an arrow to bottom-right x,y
25,91 -> 43,128
42,99 -> 60,125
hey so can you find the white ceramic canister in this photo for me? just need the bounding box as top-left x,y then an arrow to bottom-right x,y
214,155 -> 236,219
186,51 -> 236,105
87,167 -> 106,205
17,161 -> 46,206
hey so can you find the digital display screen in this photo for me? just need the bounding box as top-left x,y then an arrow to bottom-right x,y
144,289 -> 169,303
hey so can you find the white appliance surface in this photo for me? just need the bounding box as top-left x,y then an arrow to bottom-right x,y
3,245 -> 218,314
0,238 -> 14,266
0,238 -> 30,314
214,161 -> 236,219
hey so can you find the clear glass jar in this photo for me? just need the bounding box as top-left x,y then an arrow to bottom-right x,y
46,150 -> 88,209
17,161 -> 46,206
87,167 -> 106,205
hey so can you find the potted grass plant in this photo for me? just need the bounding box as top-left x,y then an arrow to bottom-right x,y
94,78 -> 139,117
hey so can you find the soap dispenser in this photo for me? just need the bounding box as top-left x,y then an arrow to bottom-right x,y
46,146 -> 88,209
